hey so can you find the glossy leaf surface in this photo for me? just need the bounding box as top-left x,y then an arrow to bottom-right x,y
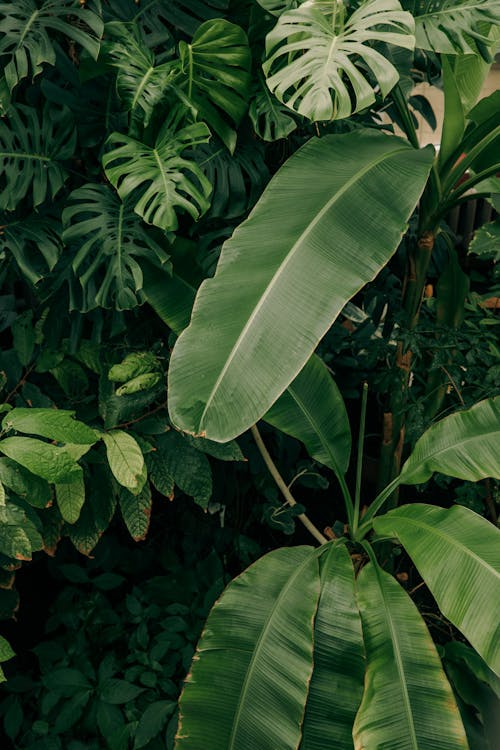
353,560 -> 468,750
374,503 -> 500,675
175,546 -> 320,750
168,130 -> 433,441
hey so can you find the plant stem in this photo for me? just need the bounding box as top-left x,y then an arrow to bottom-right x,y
352,382 -> 368,535
251,424 -> 327,545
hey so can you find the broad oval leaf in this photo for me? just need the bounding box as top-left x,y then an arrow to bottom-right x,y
399,396 -> 500,485
3,408 -> 98,445
374,503 -> 500,675
301,542 -> 364,750
263,0 -> 415,121
168,130 -> 434,441
63,183 -> 171,311
103,121 -> 212,231
0,437 -> 82,484
175,546 -> 320,750
353,559 -> 468,750
408,0 -> 500,57
265,354 -> 351,479
102,430 -> 146,494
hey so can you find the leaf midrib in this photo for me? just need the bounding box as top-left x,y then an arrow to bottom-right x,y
198,144 -> 412,430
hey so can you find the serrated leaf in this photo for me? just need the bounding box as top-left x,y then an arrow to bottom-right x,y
3,408 -> 98,445
103,121 -> 211,231
102,430 -> 146,493
119,483 -> 152,541
0,437 -> 82,484
55,475 -> 86,524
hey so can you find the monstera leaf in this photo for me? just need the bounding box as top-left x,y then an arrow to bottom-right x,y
103,120 -> 211,231
104,22 -> 176,126
168,130 -> 433,442
177,19 -> 251,151
0,208 -> 62,284
0,104 -> 75,210
263,0 -> 415,121
406,0 -> 500,57
0,0 -> 103,92
63,183 -> 171,311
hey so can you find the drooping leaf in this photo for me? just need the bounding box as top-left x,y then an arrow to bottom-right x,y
0,437 -> 82,484
176,546 -> 320,750
353,559 -> 468,750
104,21 -> 176,126
102,430 -> 146,494
55,475 -> 86,524
263,0 -> 415,122
374,503 -> 500,675
119,482 -> 152,541
103,120 -> 211,231
0,103 -> 76,211
301,543 -> 364,750
399,396 -> 500,485
406,0 -> 500,58
0,0 -> 103,91
265,354 -> 351,480
3,408 -> 98,445
168,130 -> 434,441
63,183 -> 171,311
177,19 -> 252,152
0,209 -> 62,284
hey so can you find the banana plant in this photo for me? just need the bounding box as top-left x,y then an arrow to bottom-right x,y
175,395 -> 500,750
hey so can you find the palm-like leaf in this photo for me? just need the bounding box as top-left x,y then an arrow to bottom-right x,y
0,208 -> 62,284
399,396 -> 500,485
353,560 -> 468,750
103,120 -> 211,231
300,543 -> 364,750
0,103 -> 75,211
175,546 -> 320,750
374,504 -> 500,676
264,354 -> 351,479
168,130 -> 433,442
104,22 -> 176,126
0,0 -> 103,91
177,19 -> 251,152
62,183 -> 171,311
263,0 -> 415,121
404,0 -> 500,57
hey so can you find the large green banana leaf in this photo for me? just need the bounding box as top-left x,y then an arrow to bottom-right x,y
300,543 -> 364,750
168,130 -> 433,442
353,560 -> 468,750
264,354 -> 351,479
175,546 -> 320,750
399,396 -> 500,485
374,504 -> 500,675
263,0 -> 415,121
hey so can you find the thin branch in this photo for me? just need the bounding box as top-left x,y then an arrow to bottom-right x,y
251,424 -> 327,546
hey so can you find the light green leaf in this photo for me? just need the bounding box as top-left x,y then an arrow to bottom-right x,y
3,408 -> 98,445
178,19 -> 251,152
353,559 -> 468,750
374,503 -> 500,675
176,546 -> 320,750
55,475 -> 86,524
263,0 -> 415,122
119,482 -> 152,541
399,396 -> 500,485
168,130 -> 434,441
264,354 -> 351,479
102,430 -> 146,493
103,120 -> 212,231
301,543 -> 364,750
409,0 -> 500,57
0,437 -> 82,484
